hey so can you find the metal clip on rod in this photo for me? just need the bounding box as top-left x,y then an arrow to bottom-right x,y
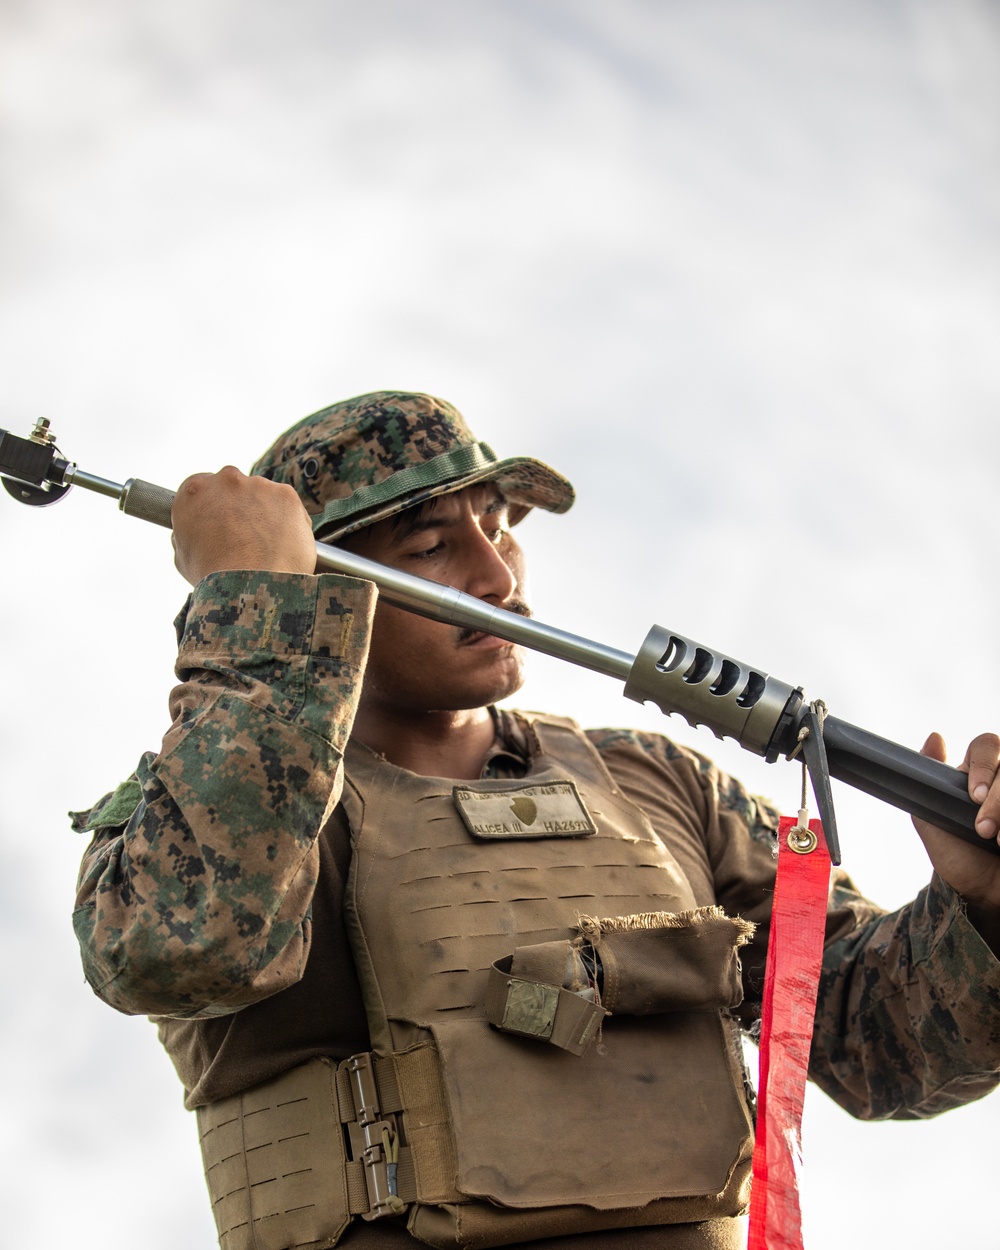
1,425 -> 993,859
798,704 -> 841,864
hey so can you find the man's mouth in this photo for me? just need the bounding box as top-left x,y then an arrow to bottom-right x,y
458,600 -> 531,646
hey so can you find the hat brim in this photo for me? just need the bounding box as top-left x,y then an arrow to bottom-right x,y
314,455 -> 574,543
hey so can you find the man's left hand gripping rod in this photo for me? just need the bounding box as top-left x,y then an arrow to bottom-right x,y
1,421 -> 176,526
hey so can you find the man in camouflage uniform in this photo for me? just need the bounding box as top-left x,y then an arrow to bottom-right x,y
73,392 -> 1000,1250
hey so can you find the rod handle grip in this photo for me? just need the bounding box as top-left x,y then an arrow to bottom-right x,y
120,478 -> 175,528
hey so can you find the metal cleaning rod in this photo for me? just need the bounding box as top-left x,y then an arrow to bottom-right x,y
100,467 -> 992,852
61,463 -> 637,682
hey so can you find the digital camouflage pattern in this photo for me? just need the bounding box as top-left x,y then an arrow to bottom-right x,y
812,869 -> 1000,1119
250,390 -> 575,542
72,572 -> 1000,1120
73,570 -> 376,1016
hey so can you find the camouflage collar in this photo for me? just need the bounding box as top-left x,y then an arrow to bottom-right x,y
482,707 -> 534,780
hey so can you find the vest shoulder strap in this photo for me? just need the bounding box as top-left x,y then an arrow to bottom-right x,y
512,709 -> 622,796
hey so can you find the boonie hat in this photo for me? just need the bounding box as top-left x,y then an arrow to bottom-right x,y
252,391 -> 575,542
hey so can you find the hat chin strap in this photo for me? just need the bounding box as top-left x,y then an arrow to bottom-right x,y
308,440 -> 499,538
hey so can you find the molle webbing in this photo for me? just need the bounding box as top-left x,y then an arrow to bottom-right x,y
341,715 -> 698,1055
341,713 -> 755,1239
197,1047 -> 459,1250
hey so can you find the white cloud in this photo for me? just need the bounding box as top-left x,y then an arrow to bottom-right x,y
2,2 -> 999,1246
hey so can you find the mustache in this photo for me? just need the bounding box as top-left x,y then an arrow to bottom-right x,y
458,599 -> 532,643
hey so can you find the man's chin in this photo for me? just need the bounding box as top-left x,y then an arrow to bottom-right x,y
484,655 -> 526,706
440,663 -> 526,713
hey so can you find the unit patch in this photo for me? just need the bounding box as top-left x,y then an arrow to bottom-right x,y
453,781 -> 597,840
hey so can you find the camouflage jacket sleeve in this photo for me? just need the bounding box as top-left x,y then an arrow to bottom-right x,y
808,871 -> 1000,1119
587,727 -> 1000,1121
72,570 -> 376,1020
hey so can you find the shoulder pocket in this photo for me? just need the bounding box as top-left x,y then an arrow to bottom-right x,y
70,776 -> 143,833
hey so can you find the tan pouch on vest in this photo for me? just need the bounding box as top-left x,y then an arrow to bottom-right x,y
485,907 -> 755,1055
399,902 -> 757,1247
589,909 -> 753,1015
404,1010 -> 753,1249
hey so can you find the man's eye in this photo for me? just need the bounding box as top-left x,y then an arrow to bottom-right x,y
410,542 -> 445,560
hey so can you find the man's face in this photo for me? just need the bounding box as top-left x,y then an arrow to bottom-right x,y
340,484 -> 530,716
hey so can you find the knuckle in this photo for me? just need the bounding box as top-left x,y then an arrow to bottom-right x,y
970,733 -> 1000,763
276,479 -> 304,504
178,472 -> 210,496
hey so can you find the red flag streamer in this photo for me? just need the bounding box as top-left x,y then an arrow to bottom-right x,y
747,816 -> 831,1250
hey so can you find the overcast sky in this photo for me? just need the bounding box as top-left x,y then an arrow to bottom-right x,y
2,2 -> 1000,1247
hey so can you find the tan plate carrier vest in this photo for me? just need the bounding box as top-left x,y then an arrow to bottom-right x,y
197,716 -> 755,1250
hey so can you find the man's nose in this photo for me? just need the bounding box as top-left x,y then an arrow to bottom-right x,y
464,530 -> 519,604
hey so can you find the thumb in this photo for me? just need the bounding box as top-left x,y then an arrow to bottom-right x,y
920,732 -> 947,765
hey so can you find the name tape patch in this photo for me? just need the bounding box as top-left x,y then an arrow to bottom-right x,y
453,781 -> 596,841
